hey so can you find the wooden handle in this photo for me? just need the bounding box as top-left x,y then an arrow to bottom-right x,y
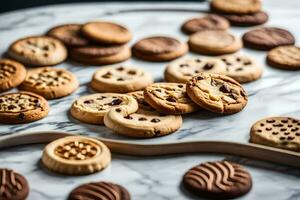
0,131 -> 299,168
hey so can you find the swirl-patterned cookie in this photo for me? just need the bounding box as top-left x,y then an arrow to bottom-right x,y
0,92 -> 49,124
19,67 -> 79,99
250,117 -> 300,152
0,59 -> 26,92
42,136 -> 111,175
70,93 -> 138,124
183,161 -> 252,199
68,181 -> 130,200
0,168 -> 29,200
90,66 -> 153,93
186,73 -> 247,114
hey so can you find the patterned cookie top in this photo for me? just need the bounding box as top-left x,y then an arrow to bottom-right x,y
0,60 -> 18,80
183,161 -> 252,198
267,45 -> 300,69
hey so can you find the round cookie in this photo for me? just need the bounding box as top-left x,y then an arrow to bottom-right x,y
104,105 -> 183,138
242,27 -> 295,50
224,11 -> 268,27
46,24 -> 90,47
266,45 -> 300,70
186,73 -> 248,114
250,117 -> 300,152
220,54 -> 262,83
144,82 -> 199,114
0,168 -> 29,200
164,57 -> 227,83
210,0 -> 262,14
0,59 -> 26,92
42,136 -> 111,175
132,36 -> 188,62
19,67 -> 79,99
90,66 -> 153,93
0,92 -> 49,124
183,161 -> 252,199
70,45 -> 131,65
82,21 -> 132,45
188,30 -> 242,55
8,36 -> 67,66
70,93 -> 138,124
128,91 -> 155,111
181,14 -> 230,35
68,181 -> 130,200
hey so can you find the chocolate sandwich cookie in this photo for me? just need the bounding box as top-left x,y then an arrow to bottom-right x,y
224,11 -> 268,27
242,27 -> 295,50
68,181 -> 130,200
183,161 -> 252,199
0,168 -> 29,200
210,0 -> 262,14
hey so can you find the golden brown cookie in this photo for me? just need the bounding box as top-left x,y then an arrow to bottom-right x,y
0,92 -> 49,124
181,14 -> 230,35
250,117 -> 300,152
164,57 -> 227,83
266,45 -> 300,70
144,82 -> 199,114
19,67 -> 79,99
132,36 -> 188,62
70,93 -> 138,124
42,136 -> 111,175
224,11 -> 268,27
8,36 -> 67,66
90,66 -> 153,93
81,21 -> 132,44
188,30 -> 242,55
0,59 -> 26,92
211,0 -> 262,14
186,73 -> 247,114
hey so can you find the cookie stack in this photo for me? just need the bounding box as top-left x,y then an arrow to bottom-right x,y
47,22 -> 132,65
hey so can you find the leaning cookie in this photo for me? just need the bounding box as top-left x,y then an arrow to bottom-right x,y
210,0 -> 261,14
90,66 -> 153,93
0,91 -> 49,124
19,67 -> 79,99
70,93 -> 138,124
8,36 -> 67,66
132,36 -> 188,62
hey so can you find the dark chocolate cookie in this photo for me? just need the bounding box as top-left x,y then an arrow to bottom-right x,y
68,181 -> 130,200
183,161 -> 252,199
242,27 -> 295,50
0,168 -> 29,200
224,11 -> 268,26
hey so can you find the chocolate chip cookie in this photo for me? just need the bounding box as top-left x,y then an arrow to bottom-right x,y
211,0 -> 262,14
224,11 -> 268,27
128,91 -> 154,111
267,45 -> 300,70
0,92 -> 49,124
186,73 -> 247,114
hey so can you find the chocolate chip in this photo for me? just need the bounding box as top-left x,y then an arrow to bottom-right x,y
274,123 -> 284,127
155,89 -> 162,92
128,70 -> 136,75
281,119 -> 288,123
288,124 -> 293,127
117,78 -> 124,81
266,127 -> 272,131
235,68 -> 243,71
266,119 -> 275,123
179,64 -> 189,68
115,108 -> 121,112
236,57 -> 241,62
195,58 -> 202,63
257,129 -> 262,132
151,118 -> 160,123
296,133 -> 300,136
124,115 -> 133,120
166,96 -> 176,102
138,117 -> 147,121
219,84 -> 231,93
280,128 -> 287,131
287,136 -> 295,140
272,132 -> 279,135
291,127 -> 299,132
221,58 -> 227,62
292,119 -> 299,123
109,99 -> 122,106
117,67 -> 124,71
203,63 -> 214,70
102,72 -> 111,78
196,76 -> 204,81
178,84 -> 183,88
244,61 -> 252,65
18,112 -> 25,120
284,132 -> 290,135
0,99 -> 3,103
84,100 -> 94,104
7,105 -> 16,110
194,70 -> 199,73
260,123 -> 264,126
154,130 -> 161,135
280,136 -> 286,140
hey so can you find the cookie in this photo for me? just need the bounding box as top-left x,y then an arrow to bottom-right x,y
70,93 -> 138,124
181,14 -> 230,35
69,45 -> 131,65
186,73 -> 247,114
128,91 -> 154,111
68,181 -> 130,200
250,117 -> 300,152
19,67 -> 79,99
132,36 -> 188,62
210,0 -> 262,14
0,92 -> 49,124
144,82 -> 199,114
0,59 -> 26,92
8,36 -> 68,66
164,57 -> 227,83
104,104 -> 183,138
188,30 -> 242,55
82,21 -> 132,45
224,11 -> 268,27
90,66 -> 153,93
220,54 -> 262,83
266,45 -> 300,70
46,24 -> 90,47
42,136 -> 111,175
0,168 -> 29,200
183,161 -> 252,199
242,27 -> 295,50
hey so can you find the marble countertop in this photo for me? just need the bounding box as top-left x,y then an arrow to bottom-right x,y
0,1 -> 300,199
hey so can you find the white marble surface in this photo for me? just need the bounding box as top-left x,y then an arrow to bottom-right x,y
0,1 -> 300,199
